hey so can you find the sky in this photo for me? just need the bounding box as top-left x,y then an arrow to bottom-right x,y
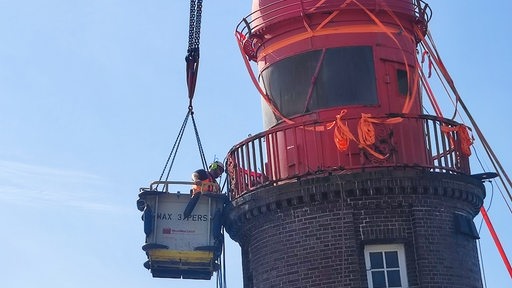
0,1 -> 510,287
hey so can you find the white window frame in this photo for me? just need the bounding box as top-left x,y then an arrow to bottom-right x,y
364,244 -> 409,288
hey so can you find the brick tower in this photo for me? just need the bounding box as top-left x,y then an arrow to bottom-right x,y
224,1 -> 486,287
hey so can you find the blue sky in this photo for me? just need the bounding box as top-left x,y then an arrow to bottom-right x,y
0,1 -> 510,287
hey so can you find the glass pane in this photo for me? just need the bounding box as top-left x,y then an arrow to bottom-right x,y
397,69 -> 408,96
385,251 -> 399,268
319,47 -> 378,107
387,270 -> 402,287
370,252 -> 384,269
260,46 -> 378,121
371,271 -> 386,288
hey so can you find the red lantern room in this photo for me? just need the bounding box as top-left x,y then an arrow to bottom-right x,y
228,0 -> 470,196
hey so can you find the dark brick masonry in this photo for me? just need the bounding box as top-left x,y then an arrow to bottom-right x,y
225,168 -> 485,288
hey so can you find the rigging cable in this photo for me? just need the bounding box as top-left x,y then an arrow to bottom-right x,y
158,0 -> 207,183
421,31 -> 512,208
159,109 -> 192,183
216,229 -> 228,288
421,31 -> 512,278
158,107 -> 208,183
191,109 -> 208,169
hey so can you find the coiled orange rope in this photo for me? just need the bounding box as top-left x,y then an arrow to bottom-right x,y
358,113 -> 376,146
328,110 -> 389,160
327,110 -> 353,151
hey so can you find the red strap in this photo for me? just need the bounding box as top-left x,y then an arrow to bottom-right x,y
480,206 -> 512,278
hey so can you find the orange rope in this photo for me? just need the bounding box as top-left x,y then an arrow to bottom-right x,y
328,110 -> 389,160
256,24 -> 400,60
314,0 -> 355,31
354,0 -> 418,117
235,31 -> 294,125
306,0 -> 329,13
358,113 -> 375,146
328,109 -> 353,151
419,60 -> 444,118
440,125 -> 473,157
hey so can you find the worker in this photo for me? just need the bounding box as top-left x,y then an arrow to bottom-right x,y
184,161 -> 225,219
191,161 -> 224,195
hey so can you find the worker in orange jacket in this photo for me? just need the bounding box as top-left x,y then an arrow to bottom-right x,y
191,161 -> 224,195
184,161 -> 225,219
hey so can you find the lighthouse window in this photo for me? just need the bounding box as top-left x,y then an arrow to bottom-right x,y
397,69 -> 408,96
364,244 -> 408,288
260,46 -> 378,119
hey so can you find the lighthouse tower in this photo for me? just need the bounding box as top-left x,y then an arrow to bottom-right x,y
224,1 -> 485,287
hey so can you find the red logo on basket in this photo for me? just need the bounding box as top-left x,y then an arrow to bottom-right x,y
162,228 -> 172,234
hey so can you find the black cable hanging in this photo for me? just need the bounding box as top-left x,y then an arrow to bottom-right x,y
158,109 -> 192,183
157,0 -> 207,182
191,110 -> 208,169
216,230 -> 227,288
158,107 -> 208,183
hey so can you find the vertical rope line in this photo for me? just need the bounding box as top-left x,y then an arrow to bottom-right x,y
159,110 -> 191,183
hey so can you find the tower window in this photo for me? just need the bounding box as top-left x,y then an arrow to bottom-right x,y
364,244 -> 409,288
397,69 -> 408,96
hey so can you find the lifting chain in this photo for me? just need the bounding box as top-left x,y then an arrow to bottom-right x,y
186,0 -> 203,106
159,0 -> 207,182
188,0 -> 203,51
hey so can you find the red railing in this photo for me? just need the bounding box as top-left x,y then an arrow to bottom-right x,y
226,114 -> 471,199
236,0 -> 432,43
